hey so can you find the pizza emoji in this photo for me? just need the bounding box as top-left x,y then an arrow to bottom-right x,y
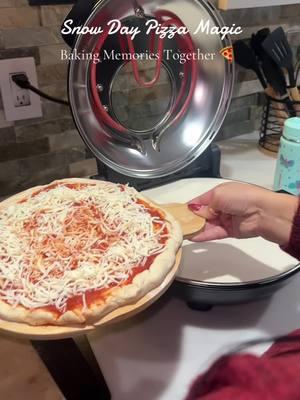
220,46 -> 233,63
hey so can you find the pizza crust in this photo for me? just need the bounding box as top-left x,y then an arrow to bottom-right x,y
0,178 -> 183,326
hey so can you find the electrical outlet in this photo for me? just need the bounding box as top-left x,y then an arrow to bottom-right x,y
9,73 -> 31,107
0,57 -> 42,122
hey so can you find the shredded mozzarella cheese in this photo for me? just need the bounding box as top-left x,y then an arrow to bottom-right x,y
0,183 -> 169,312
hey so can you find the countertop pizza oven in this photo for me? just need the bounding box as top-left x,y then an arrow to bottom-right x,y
60,0 -> 300,308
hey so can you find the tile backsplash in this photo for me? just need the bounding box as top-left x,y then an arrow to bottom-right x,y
0,1 -> 299,195
0,2 -> 97,197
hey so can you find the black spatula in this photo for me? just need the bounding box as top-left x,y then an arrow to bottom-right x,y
235,36 -> 291,121
251,28 -> 287,96
262,56 -> 296,117
251,28 -> 270,59
296,58 -> 300,82
251,28 -> 295,117
233,40 -> 267,89
262,27 -> 300,103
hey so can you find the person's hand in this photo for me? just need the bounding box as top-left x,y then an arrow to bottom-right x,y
187,182 -> 298,245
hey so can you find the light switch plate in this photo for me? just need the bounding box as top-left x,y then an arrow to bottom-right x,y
0,57 -> 42,122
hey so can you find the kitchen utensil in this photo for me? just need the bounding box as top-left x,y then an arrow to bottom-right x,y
162,203 -> 205,238
274,117 -> 300,195
251,28 -> 291,120
262,55 -> 296,119
66,0 -> 234,178
143,178 -> 300,310
262,27 -> 300,104
285,26 -> 300,80
258,28 -> 299,150
251,28 -> 270,57
233,39 -> 267,88
234,39 -> 289,122
296,58 -> 300,82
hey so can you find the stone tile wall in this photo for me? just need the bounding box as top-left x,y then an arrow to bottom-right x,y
0,1 -> 299,195
0,2 -> 97,196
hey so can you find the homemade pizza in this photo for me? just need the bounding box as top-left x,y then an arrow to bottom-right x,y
0,179 -> 182,326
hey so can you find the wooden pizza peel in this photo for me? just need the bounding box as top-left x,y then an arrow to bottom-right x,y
0,201 -> 205,340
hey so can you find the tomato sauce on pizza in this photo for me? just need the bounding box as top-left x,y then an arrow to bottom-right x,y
0,179 -> 181,325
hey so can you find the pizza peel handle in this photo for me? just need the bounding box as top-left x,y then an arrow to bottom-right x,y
162,203 -> 205,239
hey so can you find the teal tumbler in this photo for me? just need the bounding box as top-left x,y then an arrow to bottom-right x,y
274,117 -> 300,195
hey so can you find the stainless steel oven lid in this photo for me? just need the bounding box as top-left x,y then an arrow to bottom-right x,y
68,0 -> 234,178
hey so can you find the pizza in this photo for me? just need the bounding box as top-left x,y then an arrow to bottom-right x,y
0,179 -> 182,326
220,46 -> 233,63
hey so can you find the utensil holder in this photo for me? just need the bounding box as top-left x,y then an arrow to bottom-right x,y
260,94 -> 300,153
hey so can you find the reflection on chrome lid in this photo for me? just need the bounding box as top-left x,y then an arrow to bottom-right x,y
68,0 -> 234,178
